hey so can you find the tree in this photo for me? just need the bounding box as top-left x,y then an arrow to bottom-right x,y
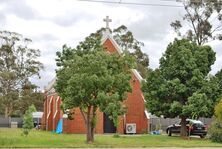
16,82 -> 44,115
0,31 -> 43,117
22,104 -> 36,136
91,25 -> 149,78
55,35 -> 134,143
142,39 -> 217,137
171,0 -> 222,45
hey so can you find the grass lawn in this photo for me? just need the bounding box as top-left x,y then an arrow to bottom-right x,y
0,128 -> 221,148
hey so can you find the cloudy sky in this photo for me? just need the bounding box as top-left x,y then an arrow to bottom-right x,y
0,0 -> 221,90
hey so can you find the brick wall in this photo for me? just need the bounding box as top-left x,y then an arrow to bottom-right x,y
103,39 -> 119,54
63,108 -> 103,134
124,73 -> 148,133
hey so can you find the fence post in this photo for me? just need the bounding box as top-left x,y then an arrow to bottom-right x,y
9,116 -> 11,128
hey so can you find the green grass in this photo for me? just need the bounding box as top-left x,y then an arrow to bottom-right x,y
0,128 -> 221,148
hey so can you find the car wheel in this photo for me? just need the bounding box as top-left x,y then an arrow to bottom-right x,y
168,129 -> 172,136
200,134 -> 206,138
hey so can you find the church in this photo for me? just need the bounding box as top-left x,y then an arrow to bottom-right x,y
41,17 -> 149,134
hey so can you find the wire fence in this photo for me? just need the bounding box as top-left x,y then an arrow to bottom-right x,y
149,117 -> 212,132
0,116 -> 23,128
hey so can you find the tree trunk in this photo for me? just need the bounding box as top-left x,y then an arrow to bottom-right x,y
4,106 -> 12,118
86,116 -> 95,143
86,118 -> 93,143
86,106 -> 94,143
5,107 -> 9,118
180,116 -> 187,137
90,107 -> 97,143
90,124 -> 94,142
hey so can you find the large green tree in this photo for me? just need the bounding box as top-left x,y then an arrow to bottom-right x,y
142,39 -> 219,137
55,35 -> 134,143
0,31 -> 43,117
171,0 -> 222,45
91,25 -> 149,78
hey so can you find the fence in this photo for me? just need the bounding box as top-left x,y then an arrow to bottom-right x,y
0,116 -> 23,128
150,117 -> 212,132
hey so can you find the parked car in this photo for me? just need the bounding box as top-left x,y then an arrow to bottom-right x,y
166,119 -> 207,138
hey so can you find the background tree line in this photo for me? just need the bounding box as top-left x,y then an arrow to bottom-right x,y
0,31 -> 44,117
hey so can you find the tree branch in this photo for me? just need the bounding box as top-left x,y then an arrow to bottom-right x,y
80,107 -> 87,125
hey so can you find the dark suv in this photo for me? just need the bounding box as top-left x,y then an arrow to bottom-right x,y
166,119 -> 207,138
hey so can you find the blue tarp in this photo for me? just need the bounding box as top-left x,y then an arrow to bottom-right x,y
56,119 -> 63,134
151,130 -> 161,135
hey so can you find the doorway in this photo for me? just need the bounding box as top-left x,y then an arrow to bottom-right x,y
103,113 -> 116,133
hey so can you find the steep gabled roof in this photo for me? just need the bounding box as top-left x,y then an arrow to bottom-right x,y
101,30 -> 122,54
44,78 -> 56,93
101,31 -> 144,82
44,30 -> 144,92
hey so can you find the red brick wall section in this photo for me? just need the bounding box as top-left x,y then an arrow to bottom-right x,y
103,39 -> 119,54
63,108 -> 86,133
41,100 -> 47,130
117,116 -> 124,134
52,96 -> 55,131
124,73 -> 148,133
53,97 -> 63,131
95,109 -> 103,134
63,108 -> 104,134
47,96 -> 54,131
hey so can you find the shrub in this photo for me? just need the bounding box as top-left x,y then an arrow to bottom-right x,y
113,134 -> 120,138
209,99 -> 222,142
22,104 -> 36,136
215,99 -> 222,121
209,119 -> 222,142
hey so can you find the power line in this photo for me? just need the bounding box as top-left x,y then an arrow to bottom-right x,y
76,0 -> 184,8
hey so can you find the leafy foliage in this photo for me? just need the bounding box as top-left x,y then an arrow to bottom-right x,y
214,99 -> 222,121
142,39 -> 219,137
209,99 -> 222,142
55,34 -> 134,143
17,84 -> 44,115
208,119 -> 222,143
99,93 -> 127,128
171,0 -> 222,45
22,104 -> 36,136
215,69 -> 222,95
0,31 -> 43,117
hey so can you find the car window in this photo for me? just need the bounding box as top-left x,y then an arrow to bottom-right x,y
174,119 -> 204,125
175,120 -> 181,125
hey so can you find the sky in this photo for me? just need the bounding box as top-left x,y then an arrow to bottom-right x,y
0,0 -> 221,90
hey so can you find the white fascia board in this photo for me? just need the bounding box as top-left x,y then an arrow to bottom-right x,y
145,110 -> 150,119
131,69 -> 145,83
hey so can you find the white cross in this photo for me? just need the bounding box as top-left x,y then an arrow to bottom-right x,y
103,16 -> 112,29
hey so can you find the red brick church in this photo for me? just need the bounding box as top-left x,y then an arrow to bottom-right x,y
41,17 -> 149,134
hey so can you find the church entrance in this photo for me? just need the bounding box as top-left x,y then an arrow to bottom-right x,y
103,113 -> 116,133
